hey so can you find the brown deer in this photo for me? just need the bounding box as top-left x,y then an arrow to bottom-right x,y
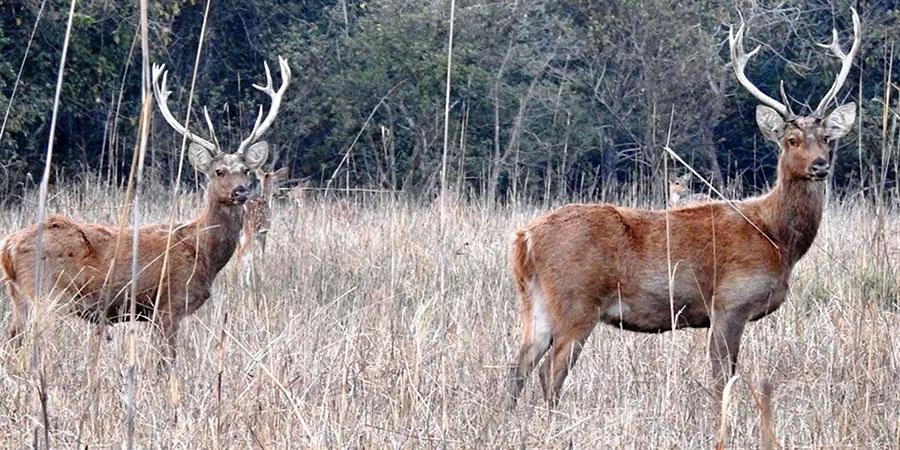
1,57 -> 291,362
668,173 -> 711,207
505,10 -> 859,408
286,178 -> 312,205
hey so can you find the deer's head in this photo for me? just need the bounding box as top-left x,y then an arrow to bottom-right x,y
255,166 -> 289,200
669,173 -> 691,196
730,9 -> 859,182
152,57 -> 292,205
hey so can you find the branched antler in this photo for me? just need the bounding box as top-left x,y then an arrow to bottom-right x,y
728,22 -> 792,118
151,64 -> 218,153
815,8 -> 860,116
730,8 -> 860,119
237,56 -> 292,155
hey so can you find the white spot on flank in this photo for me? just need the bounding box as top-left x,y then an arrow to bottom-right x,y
530,277 -> 551,347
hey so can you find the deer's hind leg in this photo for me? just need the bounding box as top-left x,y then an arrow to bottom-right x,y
538,293 -> 597,409
4,283 -> 27,351
505,277 -> 552,407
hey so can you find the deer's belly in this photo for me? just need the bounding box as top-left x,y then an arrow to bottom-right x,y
599,294 -> 711,333
69,289 -> 157,324
598,271 -> 786,332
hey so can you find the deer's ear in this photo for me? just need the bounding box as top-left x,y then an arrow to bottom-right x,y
274,167 -> 289,180
756,105 -> 785,143
188,143 -> 214,173
825,103 -> 856,140
244,141 -> 269,170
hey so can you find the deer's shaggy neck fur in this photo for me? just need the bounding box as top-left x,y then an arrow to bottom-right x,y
753,160 -> 824,266
187,194 -> 245,280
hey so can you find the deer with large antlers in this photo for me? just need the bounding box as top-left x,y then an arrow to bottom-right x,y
1,57 -> 291,362
506,10 -> 859,408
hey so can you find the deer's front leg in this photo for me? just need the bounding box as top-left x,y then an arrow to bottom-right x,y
155,315 -> 180,367
708,308 -> 747,406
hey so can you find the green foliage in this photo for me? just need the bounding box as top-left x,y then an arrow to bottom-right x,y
0,0 -> 898,201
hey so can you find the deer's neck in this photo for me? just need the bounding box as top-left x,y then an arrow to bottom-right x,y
758,176 -> 824,265
194,198 -> 244,277
262,185 -> 277,206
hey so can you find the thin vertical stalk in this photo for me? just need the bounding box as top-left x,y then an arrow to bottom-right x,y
439,0 -> 456,297
662,105 -> 676,413
124,0 -> 152,447
30,0 -> 78,447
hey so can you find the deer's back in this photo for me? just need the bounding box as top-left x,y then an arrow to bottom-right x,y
2,215 -> 208,321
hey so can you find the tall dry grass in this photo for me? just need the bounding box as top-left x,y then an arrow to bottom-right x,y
0,177 -> 898,448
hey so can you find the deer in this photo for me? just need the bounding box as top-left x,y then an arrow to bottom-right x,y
0,56 -> 291,363
505,10 -> 859,410
237,165 -> 289,261
285,178 -> 312,205
668,173 -> 711,207
235,165 -> 288,289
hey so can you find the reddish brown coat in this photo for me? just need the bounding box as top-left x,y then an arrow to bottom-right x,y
506,8 -> 859,407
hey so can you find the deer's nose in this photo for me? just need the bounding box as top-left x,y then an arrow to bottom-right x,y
809,158 -> 829,180
231,185 -> 250,204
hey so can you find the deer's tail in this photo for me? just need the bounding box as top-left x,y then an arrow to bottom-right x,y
510,230 -> 535,309
0,238 -> 15,287
0,237 -> 24,313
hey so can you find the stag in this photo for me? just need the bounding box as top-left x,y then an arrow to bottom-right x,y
1,57 -> 291,362
506,10 -> 859,408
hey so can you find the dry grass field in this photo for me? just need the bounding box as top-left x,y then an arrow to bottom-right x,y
0,178 -> 898,448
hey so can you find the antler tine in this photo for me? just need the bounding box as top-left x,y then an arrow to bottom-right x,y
729,22 -> 790,118
814,8 -> 860,116
236,106 -> 265,157
258,61 -> 275,95
151,63 -> 218,153
779,81 -> 795,119
202,106 -> 221,151
237,56 -> 292,155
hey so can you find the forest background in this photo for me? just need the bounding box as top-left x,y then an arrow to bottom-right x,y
0,0 -> 896,202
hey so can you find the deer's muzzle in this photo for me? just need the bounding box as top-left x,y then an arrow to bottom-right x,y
231,186 -> 250,204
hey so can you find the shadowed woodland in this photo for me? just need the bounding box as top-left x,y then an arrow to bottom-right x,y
0,0 -> 899,448
1,1 -> 899,201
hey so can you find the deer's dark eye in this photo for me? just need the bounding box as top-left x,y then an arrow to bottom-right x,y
215,169 -> 225,177
787,137 -> 800,147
